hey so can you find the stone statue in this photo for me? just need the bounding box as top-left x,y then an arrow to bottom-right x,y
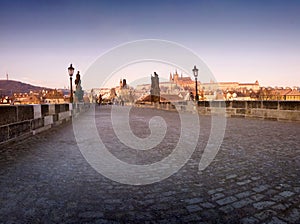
74,71 -> 84,102
150,72 -> 160,102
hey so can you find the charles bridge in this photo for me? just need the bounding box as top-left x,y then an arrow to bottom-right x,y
0,101 -> 300,223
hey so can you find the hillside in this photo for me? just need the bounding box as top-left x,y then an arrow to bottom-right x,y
0,80 -> 53,96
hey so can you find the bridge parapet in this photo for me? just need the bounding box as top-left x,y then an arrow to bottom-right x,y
0,103 -> 89,144
135,100 -> 300,122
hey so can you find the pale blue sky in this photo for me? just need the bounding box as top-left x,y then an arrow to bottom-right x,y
0,0 -> 299,88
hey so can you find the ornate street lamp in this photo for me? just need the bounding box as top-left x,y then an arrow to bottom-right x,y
193,65 -> 199,102
68,64 -> 75,103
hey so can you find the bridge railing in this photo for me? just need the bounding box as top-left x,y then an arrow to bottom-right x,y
134,100 -> 300,122
1,101 -> 298,145
0,103 -> 89,145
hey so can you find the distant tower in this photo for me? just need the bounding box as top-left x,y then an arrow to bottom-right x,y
6,73 -> 8,80
173,70 -> 179,84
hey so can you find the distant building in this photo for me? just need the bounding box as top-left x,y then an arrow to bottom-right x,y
257,88 -> 300,101
93,71 -> 300,102
169,71 -> 260,99
286,89 -> 300,101
169,70 -> 194,89
13,92 -> 41,104
200,80 -> 260,92
43,89 -> 65,104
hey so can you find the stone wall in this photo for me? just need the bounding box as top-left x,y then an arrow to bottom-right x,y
135,101 -> 300,122
0,103 -> 89,144
222,101 -> 300,121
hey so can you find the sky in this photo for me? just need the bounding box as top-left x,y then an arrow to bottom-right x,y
0,0 -> 299,89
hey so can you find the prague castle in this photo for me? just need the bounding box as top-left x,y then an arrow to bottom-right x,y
169,70 -> 260,92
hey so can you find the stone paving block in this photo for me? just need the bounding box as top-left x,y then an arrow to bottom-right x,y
184,197 -> 203,204
207,187 -> 225,195
265,189 -> 278,197
237,179 -> 252,186
181,213 -> 203,222
226,174 -> 237,179
201,209 -> 223,222
104,198 -> 122,204
232,198 -> 254,209
279,191 -> 295,198
254,209 -> 277,220
186,204 -> 202,213
149,203 -> 170,211
280,208 -> 300,223
161,191 -> 177,197
271,195 -> 285,202
78,211 -> 104,219
252,184 -> 270,193
94,219 -> 119,224
240,216 -> 259,224
200,202 -> 215,209
225,187 -> 241,196
275,183 -> 291,190
265,216 -> 287,224
216,196 -> 237,206
132,212 -> 154,221
253,201 -> 275,210
271,203 -> 290,211
159,196 -> 174,203
293,187 -> 300,193
236,191 -> 253,199
219,205 -> 234,214
237,175 -> 248,180
251,194 -> 265,201
163,208 -> 186,218
251,176 -> 261,181
218,205 -> 234,214
211,193 -> 225,201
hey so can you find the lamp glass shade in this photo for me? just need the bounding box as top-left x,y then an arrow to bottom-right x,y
68,64 -> 74,77
193,65 -> 198,78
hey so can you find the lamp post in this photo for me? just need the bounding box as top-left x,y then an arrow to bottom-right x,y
68,64 -> 74,103
193,65 -> 199,102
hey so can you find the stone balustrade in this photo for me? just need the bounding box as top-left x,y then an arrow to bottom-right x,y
135,100 -> 300,122
0,103 -> 89,144
1,101 -> 299,144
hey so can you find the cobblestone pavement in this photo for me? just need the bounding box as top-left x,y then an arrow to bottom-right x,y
0,106 -> 300,223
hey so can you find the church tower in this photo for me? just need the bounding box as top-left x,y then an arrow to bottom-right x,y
174,70 -> 179,84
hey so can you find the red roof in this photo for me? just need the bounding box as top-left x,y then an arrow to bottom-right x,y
178,77 -> 192,81
286,89 -> 300,96
160,94 -> 183,102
